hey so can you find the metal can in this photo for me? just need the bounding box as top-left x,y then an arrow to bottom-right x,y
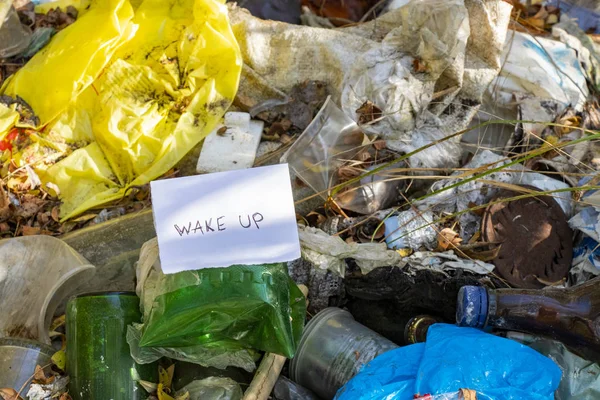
290,307 -> 398,400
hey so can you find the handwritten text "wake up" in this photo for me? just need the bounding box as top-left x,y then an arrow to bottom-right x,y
174,212 -> 264,237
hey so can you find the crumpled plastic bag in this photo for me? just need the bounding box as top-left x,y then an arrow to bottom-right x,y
335,324 -> 562,400
505,332 -> 600,400
127,323 -> 259,372
298,225 -> 494,276
175,377 -> 242,400
130,238 -> 305,369
568,175 -> 600,283
0,236 -> 95,343
231,0 -> 511,169
1,0 -> 241,219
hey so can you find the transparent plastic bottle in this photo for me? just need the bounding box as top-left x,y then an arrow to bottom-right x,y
456,279 -> 600,361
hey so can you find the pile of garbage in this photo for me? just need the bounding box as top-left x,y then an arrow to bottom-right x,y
2,0 -> 600,399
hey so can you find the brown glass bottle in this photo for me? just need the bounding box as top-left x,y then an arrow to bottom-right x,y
404,315 -> 442,344
456,278 -> 600,361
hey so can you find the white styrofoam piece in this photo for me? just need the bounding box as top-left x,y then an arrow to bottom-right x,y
224,111 -> 251,131
196,112 -> 264,174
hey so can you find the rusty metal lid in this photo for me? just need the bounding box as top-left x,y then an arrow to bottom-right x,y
482,187 -> 573,288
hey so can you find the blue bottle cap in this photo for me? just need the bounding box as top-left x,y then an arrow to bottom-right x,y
384,216 -> 406,250
456,286 -> 488,329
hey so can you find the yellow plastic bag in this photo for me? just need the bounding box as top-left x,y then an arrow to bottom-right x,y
0,0 -> 241,219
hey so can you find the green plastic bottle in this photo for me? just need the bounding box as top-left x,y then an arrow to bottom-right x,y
66,292 -> 157,400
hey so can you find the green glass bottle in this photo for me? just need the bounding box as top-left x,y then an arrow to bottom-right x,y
66,292 -> 157,400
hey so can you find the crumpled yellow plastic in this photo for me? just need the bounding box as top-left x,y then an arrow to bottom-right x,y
0,0 -> 241,220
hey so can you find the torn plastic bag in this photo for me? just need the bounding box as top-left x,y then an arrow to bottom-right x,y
128,238 -> 256,372
230,0 -> 511,169
421,149 -> 572,240
335,324 -> 561,400
0,2 -> 32,58
568,175 -> 600,283
0,0 -> 242,220
505,332 -> 600,400
341,0 -> 471,137
489,30 -> 588,112
0,236 -> 95,343
466,23 -> 592,155
548,0 -> 600,33
175,377 -> 243,400
127,323 -> 258,372
133,239 -> 305,366
273,376 -> 320,400
298,225 -> 494,276
139,263 -> 305,359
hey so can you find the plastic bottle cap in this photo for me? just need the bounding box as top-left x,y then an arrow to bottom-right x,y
384,216 -> 406,249
456,286 -> 488,329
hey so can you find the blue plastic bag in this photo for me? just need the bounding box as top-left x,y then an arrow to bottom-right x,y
336,324 -> 562,400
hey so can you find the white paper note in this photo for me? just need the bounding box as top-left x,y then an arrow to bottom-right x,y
150,164 -> 301,274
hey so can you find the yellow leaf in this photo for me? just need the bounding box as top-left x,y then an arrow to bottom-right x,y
50,315 -> 66,331
52,349 -> 66,370
158,365 -> 175,390
157,384 -> 175,400
175,392 -> 190,400
396,248 -> 413,257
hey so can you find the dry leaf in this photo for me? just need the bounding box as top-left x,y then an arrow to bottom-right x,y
71,214 -> 97,223
436,228 -> 463,251
373,140 -> 387,150
139,380 -> 158,394
459,389 -> 477,400
0,388 -> 21,400
32,365 -> 55,385
356,100 -> 383,125
468,230 -> 481,244
50,206 -> 60,222
523,17 -> 545,29
355,149 -> 371,162
279,133 -> 292,144
457,242 -> 501,262
337,165 -> 362,181
21,225 -> 41,236
412,57 -> 428,73
467,201 -> 485,217
306,211 -> 327,225
15,195 -> 46,219
531,6 -> 549,20
50,315 -> 65,331
0,184 -> 12,221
